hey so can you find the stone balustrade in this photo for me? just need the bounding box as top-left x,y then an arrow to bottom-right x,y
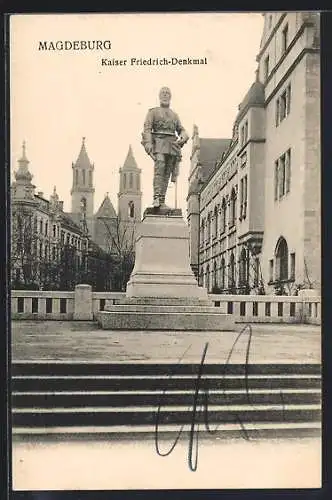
11,286 -> 321,325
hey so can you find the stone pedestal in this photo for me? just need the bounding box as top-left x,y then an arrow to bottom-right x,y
126,209 -> 208,301
97,209 -> 235,331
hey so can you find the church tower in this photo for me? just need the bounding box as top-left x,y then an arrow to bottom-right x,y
118,145 -> 142,223
70,137 -> 95,236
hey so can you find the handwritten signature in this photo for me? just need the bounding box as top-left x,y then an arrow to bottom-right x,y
154,324 -> 286,472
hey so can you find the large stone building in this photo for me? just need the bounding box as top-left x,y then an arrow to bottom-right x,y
11,139 -> 142,290
187,12 -> 320,295
70,138 -> 142,253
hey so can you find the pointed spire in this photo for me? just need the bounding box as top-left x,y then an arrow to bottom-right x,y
74,137 -> 93,169
122,145 -> 139,170
15,141 -> 32,182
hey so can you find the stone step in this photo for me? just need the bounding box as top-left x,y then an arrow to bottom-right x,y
12,374 -> 321,392
12,389 -> 321,408
12,362 -> 321,376
12,404 -> 321,428
12,421 -> 322,439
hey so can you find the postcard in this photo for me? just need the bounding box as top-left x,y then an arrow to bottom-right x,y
9,12 -> 321,491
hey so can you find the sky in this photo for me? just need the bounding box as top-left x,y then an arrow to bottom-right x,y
10,13 -> 264,214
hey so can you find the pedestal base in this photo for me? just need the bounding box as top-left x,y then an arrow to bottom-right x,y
97,210 -> 235,331
126,210 -> 208,300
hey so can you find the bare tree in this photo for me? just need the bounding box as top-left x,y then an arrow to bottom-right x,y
11,207 -> 40,288
97,215 -> 136,291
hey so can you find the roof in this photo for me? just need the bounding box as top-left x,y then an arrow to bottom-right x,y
198,138 -> 232,181
122,145 -> 139,171
236,79 -> 265,123
95,194 -> 117,219
74,137 -> 93,169
61,212 -> 84,233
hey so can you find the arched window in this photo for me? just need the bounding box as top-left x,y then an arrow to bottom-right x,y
221,198 -> 227,233
229,253 -> 235,288
275,237 -> 288,280
81,197 -> 87,214
220,257 -> 226,289
123,173 -> 127,189
82,170 -> 85,185
129,172 -> 133,188
229,188 -> 237,227
128,201 -> 134,218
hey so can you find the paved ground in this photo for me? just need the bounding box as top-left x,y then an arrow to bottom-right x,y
12,436 -> 321,490
11,321 -> 321,363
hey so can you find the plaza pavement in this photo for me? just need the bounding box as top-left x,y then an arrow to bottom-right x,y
11,320 -> 321,363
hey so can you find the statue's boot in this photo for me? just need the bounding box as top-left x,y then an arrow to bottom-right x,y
153,196 -> 161,208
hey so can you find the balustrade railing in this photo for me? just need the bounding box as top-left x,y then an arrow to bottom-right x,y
11,287 -> 321,325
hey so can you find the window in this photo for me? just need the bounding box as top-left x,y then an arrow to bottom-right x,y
46,298 -> 52,314
207,213 -> 212,241
220,258 -> 226,289
275,237 -> 288,280
264,55 -> 270,81
240,176 -> 248,219
200,219 -> 205,246
229,253 -> 235,288
206,264 -> 210,291
39,219 -> 43,234
128,201 -> 134,218
39,242 -> 43,258
82,170 -> 85,185
282,23 -> 289,54
136,175 -> 140,191
221,199 -> 227,233
276,84 -> 291,126
239,248 -> 247,286
129,173 -> 133,189
243,121 -> 248,144
269,15 -> 272,29
53,224 -> 56,237
275,149 -> 291,200
52,246 -> 56,260
89,171 -> 92,187
290,252 -> 296,279
45,222 -> 48,236
75,170 -> 78,185
278,155 -> 286,198
213,206 -> 218,238
285,149 -> 291,193
229,188 -> 237,228
269,259 -> 274,282
123,173 -> 127,189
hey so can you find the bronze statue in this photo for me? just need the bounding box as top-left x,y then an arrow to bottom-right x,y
141,87 -> 189,208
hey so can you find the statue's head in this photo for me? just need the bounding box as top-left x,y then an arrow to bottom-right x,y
159,87 -> 171,107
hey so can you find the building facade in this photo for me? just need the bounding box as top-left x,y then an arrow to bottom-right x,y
187,12 -> 320,295
11,139 -> 142,291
